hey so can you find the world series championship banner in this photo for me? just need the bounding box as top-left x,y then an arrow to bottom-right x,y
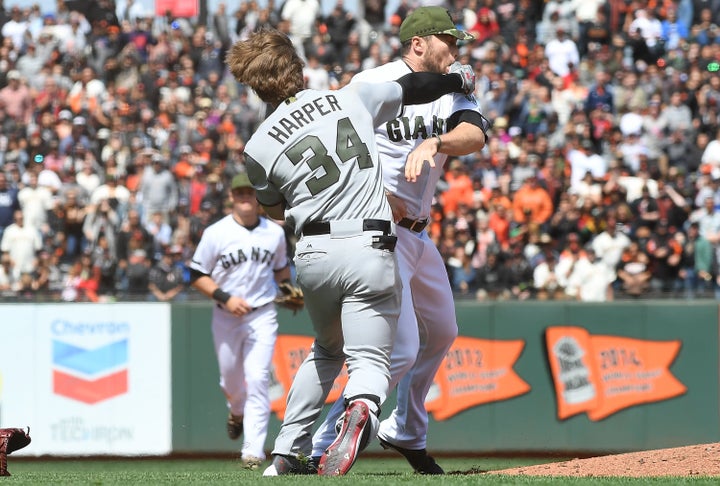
270,336 -> 348,420
426,336 -> 530,420
545,326 -> 686,421
270,335 -> 530,420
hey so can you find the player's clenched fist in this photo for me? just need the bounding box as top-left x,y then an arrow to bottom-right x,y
225,295 -> 253,316
449,62 -> 475,95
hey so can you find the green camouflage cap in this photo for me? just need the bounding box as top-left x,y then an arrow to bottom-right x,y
231,172 -> 253,190
399,7 -> 475,43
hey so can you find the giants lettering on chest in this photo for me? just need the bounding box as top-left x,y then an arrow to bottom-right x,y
267,95 -> 342,144
385,115 -> 447,142
220,246 -> 275,269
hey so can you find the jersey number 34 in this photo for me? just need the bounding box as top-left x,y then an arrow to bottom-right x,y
285,117 -> 373,196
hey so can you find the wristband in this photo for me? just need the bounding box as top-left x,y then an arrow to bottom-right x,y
434,134 -> 442,151
212,288 -> 231,304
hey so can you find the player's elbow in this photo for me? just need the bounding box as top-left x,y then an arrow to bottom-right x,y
263,204 -> 285,220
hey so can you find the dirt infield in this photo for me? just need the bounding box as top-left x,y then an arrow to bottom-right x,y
488,443 -> 720,477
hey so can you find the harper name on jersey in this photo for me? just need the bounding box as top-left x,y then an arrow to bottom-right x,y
267,94 -> 342,145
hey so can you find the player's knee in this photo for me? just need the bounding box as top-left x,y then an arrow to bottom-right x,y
390,352 -> 416,378
246,370 -> 270,389
429,322 -> 458,346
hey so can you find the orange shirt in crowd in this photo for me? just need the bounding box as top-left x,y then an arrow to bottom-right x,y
511,179 -> 554,224
442,167 -> 474,216
125,173 -> 141,192
173,159 -> 194,179
488,209 -> 511,249
488,192 -> 512,212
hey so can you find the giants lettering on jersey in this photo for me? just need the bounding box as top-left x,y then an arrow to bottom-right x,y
267,95 -> 342,145
386,115 -> 447,142
220,247 -> 275,269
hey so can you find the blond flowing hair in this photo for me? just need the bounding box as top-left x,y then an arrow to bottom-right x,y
226,28 -> 305,106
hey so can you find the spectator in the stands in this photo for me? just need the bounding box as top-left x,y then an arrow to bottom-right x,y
0,172 -> 20,242
1,210 -> 42,281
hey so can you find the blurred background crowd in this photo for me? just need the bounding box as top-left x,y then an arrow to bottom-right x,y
1,0 -> 720,303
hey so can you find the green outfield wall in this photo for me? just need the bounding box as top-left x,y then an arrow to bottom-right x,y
171,301 -> 720,454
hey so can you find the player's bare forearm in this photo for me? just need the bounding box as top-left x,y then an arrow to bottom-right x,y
191,275 -> 216,298
273,266 -> 291,286
405,122 -> 486,182
440,122 -> 486,157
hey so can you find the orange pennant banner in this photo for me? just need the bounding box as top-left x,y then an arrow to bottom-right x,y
271,335 -> 529,421
546,326 -> 686,421
426,336 -> 530,420
545,326 -> 600,420
270,335 -> 348,420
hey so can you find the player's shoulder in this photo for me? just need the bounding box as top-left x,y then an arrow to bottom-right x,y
352,60 -> 407,84
260,215 -> 282,229
203,214 -> 234,235
260,216 -> 286,235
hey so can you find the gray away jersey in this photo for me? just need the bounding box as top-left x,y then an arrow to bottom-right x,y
244,83 -> 404,235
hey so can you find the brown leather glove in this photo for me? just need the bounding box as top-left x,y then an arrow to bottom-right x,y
274,281 -> 304,314
0,427 -> 31,476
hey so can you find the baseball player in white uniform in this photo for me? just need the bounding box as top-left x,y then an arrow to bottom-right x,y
189,172 -> 290,470
224,28 -> 476,476
312,7 -> 490,474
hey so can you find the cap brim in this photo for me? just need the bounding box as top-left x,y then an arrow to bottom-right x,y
441,28 -> 475,41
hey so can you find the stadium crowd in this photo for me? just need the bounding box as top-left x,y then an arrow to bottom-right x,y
1,0 -> 720,303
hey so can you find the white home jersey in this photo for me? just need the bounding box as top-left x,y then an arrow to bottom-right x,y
190,215 -> 288,308
351,60 -> 481,220
244,83 -> 404,235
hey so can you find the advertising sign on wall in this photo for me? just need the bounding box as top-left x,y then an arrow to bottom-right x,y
0,304 -> 172,455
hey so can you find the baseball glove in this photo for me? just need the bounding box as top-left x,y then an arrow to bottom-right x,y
275,281 -> 304,313
0,427 -> 31,476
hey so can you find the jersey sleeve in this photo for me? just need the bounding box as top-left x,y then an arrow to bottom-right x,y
347,81 -> 404,126
245,153 -> 286,207
451,92 -> 481,115
189,226 -> 218,275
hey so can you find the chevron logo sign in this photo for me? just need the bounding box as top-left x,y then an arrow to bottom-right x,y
52,339 -> 129,404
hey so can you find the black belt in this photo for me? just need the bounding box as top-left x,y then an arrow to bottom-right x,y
216,301 -> 270,313
397,217 -> 429,233
302,219 -> 391,236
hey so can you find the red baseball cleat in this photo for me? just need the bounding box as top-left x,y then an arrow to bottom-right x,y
318,400 -> 370,476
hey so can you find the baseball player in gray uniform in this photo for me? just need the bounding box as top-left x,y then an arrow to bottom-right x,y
224,28 -> 475,476
312,7 -> 491,474
189,172 -> 290,470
